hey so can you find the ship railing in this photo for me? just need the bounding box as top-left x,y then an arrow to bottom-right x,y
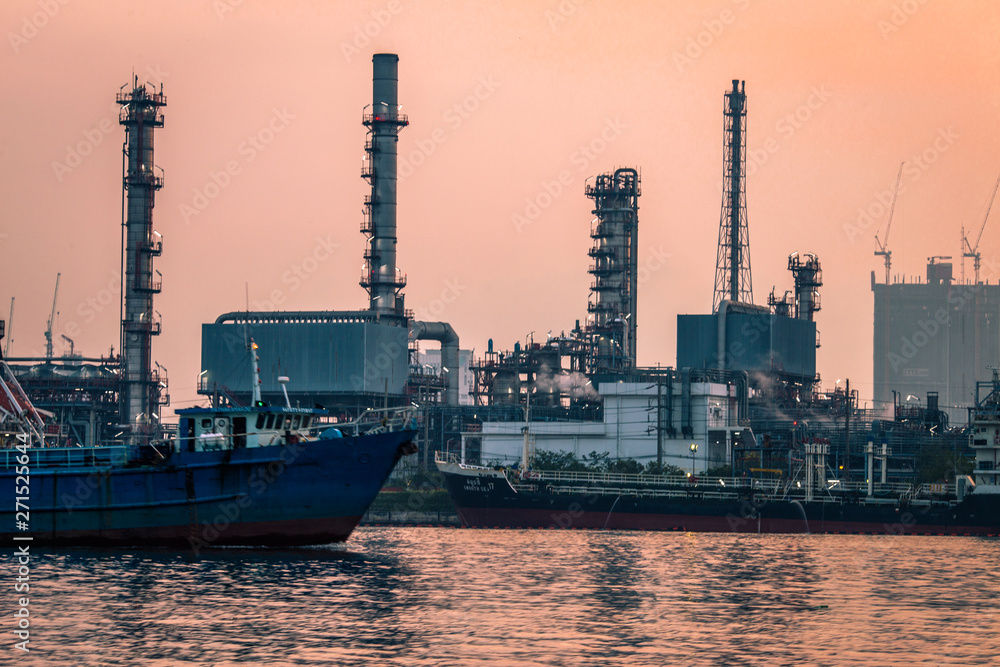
914,482 -> 954,497
433,450 -> 500,471
435,451 -> 459,465
819,480 -> 916,497
519,469 -> 772,491
342,407 -> 419,436
0,445 -> 128,470
537,484 -> 747,501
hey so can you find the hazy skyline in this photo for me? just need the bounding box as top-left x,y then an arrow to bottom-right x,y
3,0 -> 1000,416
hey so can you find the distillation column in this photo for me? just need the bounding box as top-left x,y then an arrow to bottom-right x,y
713,79 -> 753,311
361,54 -> 409,316
117,78 -> 167,439
586,168 -> 640,372
788,252 -> 822,322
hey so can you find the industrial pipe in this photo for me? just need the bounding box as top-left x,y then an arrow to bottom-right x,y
410,321 -> 459,405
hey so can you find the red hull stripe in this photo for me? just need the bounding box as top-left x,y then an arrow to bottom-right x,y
12,515 -> 363,547
455,507 -> 999,536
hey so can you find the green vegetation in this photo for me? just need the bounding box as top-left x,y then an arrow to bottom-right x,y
703,465 -> 733,478
915,444 -> 974,484
369,488 -> 455,513
369,467 -> 455,513
532,450 -> 686,476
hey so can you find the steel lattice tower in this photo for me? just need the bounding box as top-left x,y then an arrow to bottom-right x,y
117,77 -> 167,441
713,79 -> 753,311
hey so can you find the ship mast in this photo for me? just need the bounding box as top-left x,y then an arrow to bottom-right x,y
522,388 -> 532,474
249,338 -> 262,406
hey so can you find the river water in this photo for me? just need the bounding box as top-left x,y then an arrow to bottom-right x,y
5,529 -> 999,666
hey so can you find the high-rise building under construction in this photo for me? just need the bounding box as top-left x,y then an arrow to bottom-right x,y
873,259 -> 1000,423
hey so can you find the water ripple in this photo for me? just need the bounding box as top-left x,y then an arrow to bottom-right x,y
3,531 -> 998,665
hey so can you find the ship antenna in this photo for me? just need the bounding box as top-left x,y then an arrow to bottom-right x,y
249,338 -> 262,406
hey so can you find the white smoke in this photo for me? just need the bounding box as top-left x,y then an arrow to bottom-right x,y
533,365 -> 601,401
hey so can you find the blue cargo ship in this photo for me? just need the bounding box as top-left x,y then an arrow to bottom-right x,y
0,350 -> 416,548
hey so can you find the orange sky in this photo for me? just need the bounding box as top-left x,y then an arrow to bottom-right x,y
3,0 -> 1000,416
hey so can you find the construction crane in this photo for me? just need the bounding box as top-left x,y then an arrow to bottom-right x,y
60,334 -> 74,357
44,272 -> 61,359
874,163 -> 904,286
4,297 -> 12,357
962,171 -> 1000,284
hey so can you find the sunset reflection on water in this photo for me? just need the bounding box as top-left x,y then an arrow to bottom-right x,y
7,529 -> 999,666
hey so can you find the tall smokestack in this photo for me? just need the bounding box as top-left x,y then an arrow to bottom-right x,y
117,77 -> 167,440
361,54 -> 409,315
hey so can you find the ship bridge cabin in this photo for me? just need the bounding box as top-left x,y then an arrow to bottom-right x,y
175,406 -> 334,452
969,372 -> 1000,493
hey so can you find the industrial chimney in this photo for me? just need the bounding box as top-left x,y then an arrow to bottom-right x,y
360,54 -> 409,316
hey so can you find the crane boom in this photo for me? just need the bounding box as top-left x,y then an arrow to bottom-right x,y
4,297 -> 12,358
963,170 -> 1000,283
44,272 -> 61,359
874,163 -> 904,284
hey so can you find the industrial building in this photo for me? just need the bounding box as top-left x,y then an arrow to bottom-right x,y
461,82 -> 768,472
677,80 -> 820,408
199,54 -> 460,414
6,63 -> 977,484
873,259 -> 1000,423
461,376 -> 748,473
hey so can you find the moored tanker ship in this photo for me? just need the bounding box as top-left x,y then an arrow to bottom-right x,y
436,374 -> 1000,537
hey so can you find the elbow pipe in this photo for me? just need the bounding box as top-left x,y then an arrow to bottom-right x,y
410,321 -> 459,405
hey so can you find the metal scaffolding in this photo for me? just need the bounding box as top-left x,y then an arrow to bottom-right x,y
713,79 -> 753,311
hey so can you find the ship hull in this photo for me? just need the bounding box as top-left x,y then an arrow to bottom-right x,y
1,431 -> 416,548
439,465 -> 1000,536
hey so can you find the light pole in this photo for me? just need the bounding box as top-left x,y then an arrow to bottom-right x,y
689,443 -> 698,477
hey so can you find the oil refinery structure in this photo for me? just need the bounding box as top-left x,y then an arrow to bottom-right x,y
4,61 -> 986,483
